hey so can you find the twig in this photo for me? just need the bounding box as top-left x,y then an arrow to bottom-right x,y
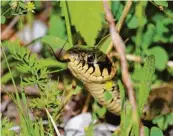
116,0 -> 133,32
103,0 -> 139,131
1,16 -> 20,39
109,52 -> 173,68
106,0 -> 132,54
109,52 -> 142,62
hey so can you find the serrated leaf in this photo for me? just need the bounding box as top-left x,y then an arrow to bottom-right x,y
48,14 -> 66,39
148,46 -> 168,71
65,1 -> 105,45
150,127 -> 163,136
135,55 -> 155,114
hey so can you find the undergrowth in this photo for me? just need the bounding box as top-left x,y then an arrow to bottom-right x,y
1,1 -> 173,136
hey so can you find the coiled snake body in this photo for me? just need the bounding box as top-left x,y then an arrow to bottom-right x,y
58,46 -> 173,120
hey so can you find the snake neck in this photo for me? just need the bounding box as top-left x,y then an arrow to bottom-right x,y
83,80 -> 122,115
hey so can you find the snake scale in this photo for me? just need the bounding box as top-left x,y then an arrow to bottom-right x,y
55,46 -> 173,120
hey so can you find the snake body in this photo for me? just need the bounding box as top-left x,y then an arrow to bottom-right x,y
58,46 -> 173,120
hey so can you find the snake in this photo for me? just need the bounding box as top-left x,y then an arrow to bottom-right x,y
54,46 -> 173,120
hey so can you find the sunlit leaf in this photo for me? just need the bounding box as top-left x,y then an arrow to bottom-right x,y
150,127 -> 163,136
65,1 -> 105,45
48,14 -> 66,40
148,46 -> 168,71
127,15 -> 139,29
104,91 -> 113,101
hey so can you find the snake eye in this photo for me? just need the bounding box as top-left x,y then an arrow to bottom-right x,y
87,54 -> 95,62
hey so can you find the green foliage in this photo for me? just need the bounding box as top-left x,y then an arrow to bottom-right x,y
62,1 -> 105,45
41,35 -> 71,50
144,126 -> 163,136
48,14 -> 67,39
92,102 -> 107,118
127,15 -> 139,29
150,127 -> 163,136
1,1 -> 173,135
148,47 -> 168,71
111,1 -> 124,22
1,116 -> 15,136
153,1 -> 168,7
1,15 -> 6,24
118,56 -> 155,136
152,113 -> 173,130
136,55 -> 155,115
104,91 -> 113,101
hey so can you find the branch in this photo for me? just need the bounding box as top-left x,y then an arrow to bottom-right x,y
106,0 -> 133,54
103,0 -> 138,125
109,52 -> 173,68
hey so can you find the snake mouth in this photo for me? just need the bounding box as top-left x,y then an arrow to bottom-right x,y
55,49 -> 70,63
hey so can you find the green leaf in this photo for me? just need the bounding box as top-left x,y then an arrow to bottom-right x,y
150,127 -> 163,136
148,46 -> 168,71
1,15 -> 6,24
1,71 -> 17,84
66,1 -> 105,45
41,35 -> 71,50
48,14 -> 66,39
96,107 -> 107,118
153,113 -> 173,130
100,36 -> 111,54
134,55 -> 155,114
144,126 -> 149,136
111,1 -> 124,21
104,91 -> 113,101
153,1 -> 168,7
142,24 -> 155,50
118,80 -> 125,107
127,15 -> 139,29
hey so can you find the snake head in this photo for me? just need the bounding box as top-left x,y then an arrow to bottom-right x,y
59,46 -> 117,83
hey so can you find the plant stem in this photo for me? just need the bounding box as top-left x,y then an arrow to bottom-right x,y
2,48 -> 18,93
62,1 -> 73,47
2,7 -> 12,16
106,0 -> 133,54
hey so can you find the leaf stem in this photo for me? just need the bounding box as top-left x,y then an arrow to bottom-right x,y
62,1 -> 73,47
2,7 -> 12,16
